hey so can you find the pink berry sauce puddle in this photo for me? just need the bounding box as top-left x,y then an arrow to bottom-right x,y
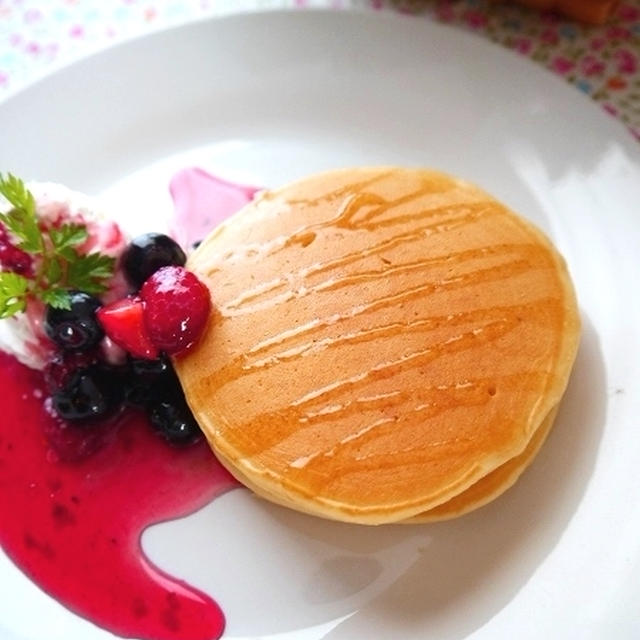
0,168 -> 261,640
169,167 -> 261,250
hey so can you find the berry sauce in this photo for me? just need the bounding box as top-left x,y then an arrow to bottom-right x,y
0,352 -> 237,639
0,168 -> 260,640
169,167 -> 261,249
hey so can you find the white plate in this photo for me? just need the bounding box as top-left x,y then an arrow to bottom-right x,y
1,9 -> 640,640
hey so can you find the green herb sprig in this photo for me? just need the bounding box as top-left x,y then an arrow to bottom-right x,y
0,173 -> 116,318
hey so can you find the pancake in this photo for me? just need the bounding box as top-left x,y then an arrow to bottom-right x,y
176,167 -> 580,525
404,404 -> 559,522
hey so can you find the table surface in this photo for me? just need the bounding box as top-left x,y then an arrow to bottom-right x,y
1,0 -> 639,143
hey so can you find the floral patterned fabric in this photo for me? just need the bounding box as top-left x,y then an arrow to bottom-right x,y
0,0 -> 639,141
418,0 -> 640,141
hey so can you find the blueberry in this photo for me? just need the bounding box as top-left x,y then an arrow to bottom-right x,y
124,354 -> 174,408
148,395 -> 201,445
122,233 -> 186,289
44,350 -> 100,393
51,363 -> 124,423
122,353 -> 201,444
129,354 -> 172,380
146,371 -> 201,445
44,291 -> 104,352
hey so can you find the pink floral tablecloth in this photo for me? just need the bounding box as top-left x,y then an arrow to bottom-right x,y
1,0 -> 639,141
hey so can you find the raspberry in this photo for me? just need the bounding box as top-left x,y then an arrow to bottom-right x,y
140,266 -> 210,355
97,296 -> 159,360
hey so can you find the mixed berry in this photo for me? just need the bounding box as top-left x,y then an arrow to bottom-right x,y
140,265 -> 211,354
121,231 -> 187,288
47,233 -> 209,451
0,174 -> 212,458
44,291 -> 105,351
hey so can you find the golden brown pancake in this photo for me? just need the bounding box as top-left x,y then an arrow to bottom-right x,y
404,405 -> 559,522
176,167 -> 580,525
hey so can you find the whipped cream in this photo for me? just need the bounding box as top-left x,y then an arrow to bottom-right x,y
0,182 -> 129,370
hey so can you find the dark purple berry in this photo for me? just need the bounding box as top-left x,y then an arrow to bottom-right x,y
129,354 -> 172,380
124,354 -> 173,408
126,353 -> 201,444
44,291 -> 104,352
148,394 -> 201,445
44,350 -> 100,393
121,233 -> 186,289
146,368 -> 200,445
51,363 -> 124,422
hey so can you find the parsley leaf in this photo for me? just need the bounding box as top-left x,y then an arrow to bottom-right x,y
39,287 -> 73,310
0,272 -> 30,319
0,173 -> 42,254
66,251 -> 116,294
0,173 -> 117,318
49,223 -> 88,255
0,173 -> 36,217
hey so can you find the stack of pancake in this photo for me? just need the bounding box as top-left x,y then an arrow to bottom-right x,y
175,167 -> 580,525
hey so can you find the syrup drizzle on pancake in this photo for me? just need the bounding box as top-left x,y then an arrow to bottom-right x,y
182,168 -> 578,521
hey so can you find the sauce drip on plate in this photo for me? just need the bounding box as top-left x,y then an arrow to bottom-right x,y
0,168 -> 255,640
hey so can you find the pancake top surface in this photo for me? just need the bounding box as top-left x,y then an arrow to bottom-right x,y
176,167 -> 580,523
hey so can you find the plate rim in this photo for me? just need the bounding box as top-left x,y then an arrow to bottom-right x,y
1,7 -> 639,640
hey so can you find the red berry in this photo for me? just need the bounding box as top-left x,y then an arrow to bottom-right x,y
97,296 -> 159,359
0,223 -> 10,246
140,266 -> 211,355
0,222 -> 34,276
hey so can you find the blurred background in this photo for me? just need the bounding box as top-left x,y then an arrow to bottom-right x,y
1,0 -> 638,141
